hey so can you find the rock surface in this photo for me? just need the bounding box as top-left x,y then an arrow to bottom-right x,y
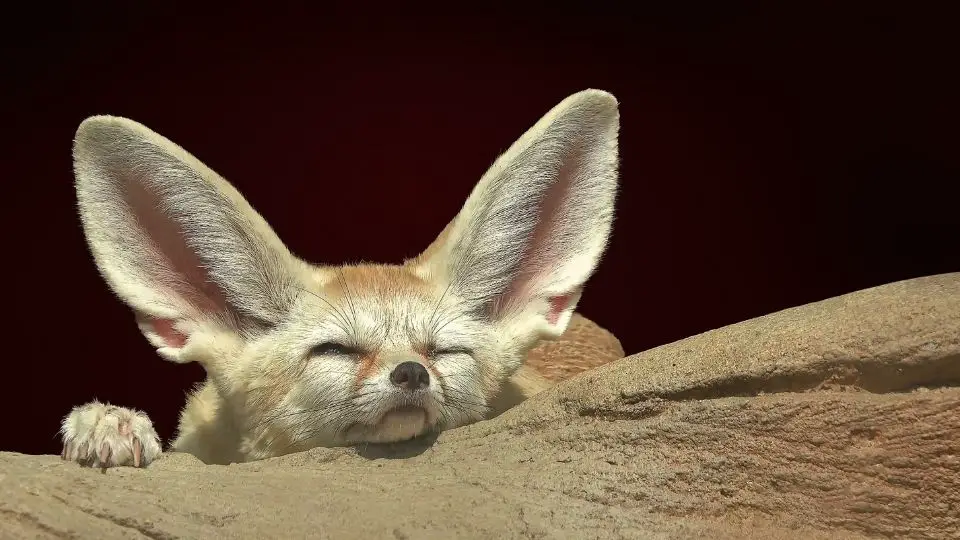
525,311 -> 625,381
2,273 -> 958,539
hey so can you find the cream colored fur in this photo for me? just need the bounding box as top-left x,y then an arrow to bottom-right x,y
59,89 -> 621,467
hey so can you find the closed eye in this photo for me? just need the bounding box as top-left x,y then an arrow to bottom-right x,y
432,346 -> 473,357
309,342 -> 362,357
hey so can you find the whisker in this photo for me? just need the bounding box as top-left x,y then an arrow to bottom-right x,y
336,269 -> 361,330
428,281 -> 454,333
293,285 -> 353,333
248,388 -> 380,432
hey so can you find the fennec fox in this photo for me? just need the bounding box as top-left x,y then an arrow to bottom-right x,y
59,89 -> 620,468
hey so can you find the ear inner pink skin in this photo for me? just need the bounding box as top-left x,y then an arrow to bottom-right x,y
150,318 -> 188,348
546,295 -> 571,325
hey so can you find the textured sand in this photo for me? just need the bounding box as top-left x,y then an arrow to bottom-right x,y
2,273 -> 958,539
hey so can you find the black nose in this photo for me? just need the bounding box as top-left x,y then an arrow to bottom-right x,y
389,361 -> 430,390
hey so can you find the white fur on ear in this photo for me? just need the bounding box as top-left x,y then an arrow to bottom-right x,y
412,89 -> 620,340
73,116 -> 304,360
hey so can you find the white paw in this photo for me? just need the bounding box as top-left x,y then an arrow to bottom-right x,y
60,400 -> 162,469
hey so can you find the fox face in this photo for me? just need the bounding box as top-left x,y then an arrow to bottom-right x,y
70,89 -> 620,462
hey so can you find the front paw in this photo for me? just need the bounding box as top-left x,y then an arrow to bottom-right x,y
60,400 -> 162,469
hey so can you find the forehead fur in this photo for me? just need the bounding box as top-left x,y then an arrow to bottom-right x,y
314,264 -> 435,300
298,263 -> 485,353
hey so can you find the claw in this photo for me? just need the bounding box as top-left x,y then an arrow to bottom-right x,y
132,437 -> 143,467
78,441 -> 89,460
99,441 -> 112,465
61,441 -> 71,460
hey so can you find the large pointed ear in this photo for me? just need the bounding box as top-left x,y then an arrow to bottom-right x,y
410,89 -> 620,341
73,115 -> 305,363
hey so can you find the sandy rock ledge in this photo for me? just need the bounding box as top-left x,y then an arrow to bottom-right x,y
2,273 -> 958,539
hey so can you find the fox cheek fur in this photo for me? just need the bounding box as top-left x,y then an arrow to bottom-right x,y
64,89 -> 620,465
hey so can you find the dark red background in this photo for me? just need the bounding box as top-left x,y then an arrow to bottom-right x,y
4,4 -> 957,455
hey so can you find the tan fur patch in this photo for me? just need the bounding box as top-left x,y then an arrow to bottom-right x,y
353,352 -> 381,390
320,264 -> 433,299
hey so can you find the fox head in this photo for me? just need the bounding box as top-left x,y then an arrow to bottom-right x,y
72,89 -> 620,457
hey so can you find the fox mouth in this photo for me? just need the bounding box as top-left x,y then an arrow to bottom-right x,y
342,403 -> 436,444
381,404 -> 426,418
374,404 -> 430,429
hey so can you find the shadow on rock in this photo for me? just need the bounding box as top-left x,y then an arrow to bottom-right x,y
352,431 -> 440,460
